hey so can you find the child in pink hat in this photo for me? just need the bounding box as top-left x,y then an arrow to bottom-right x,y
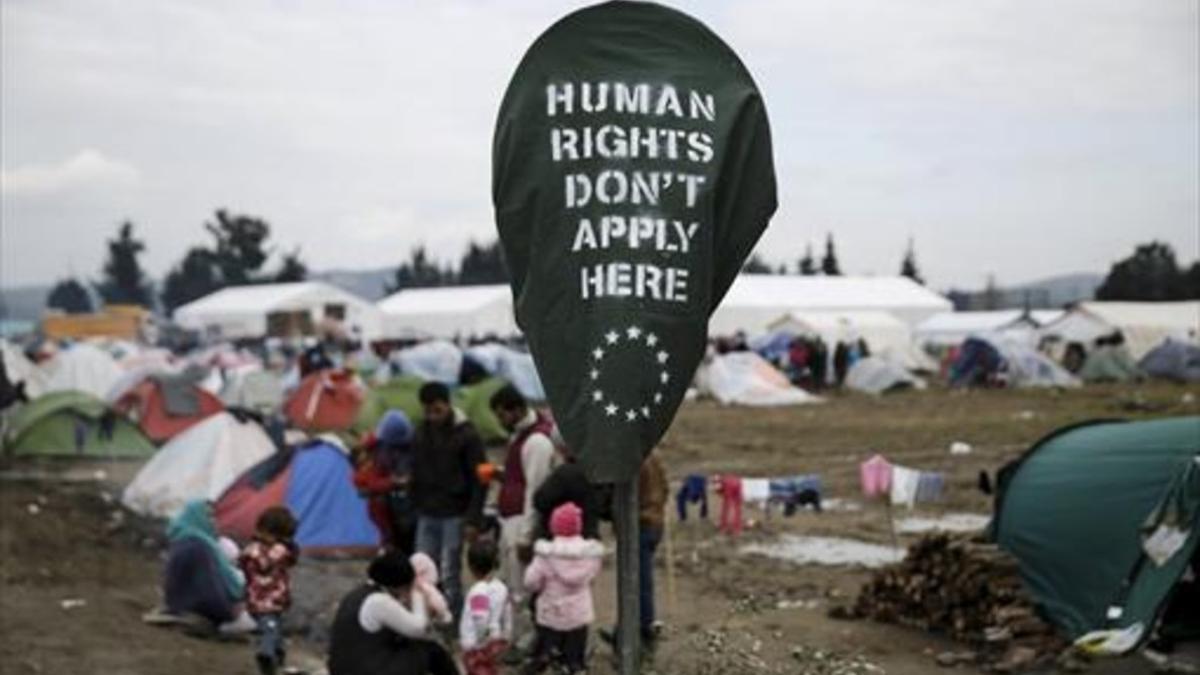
524,501 -> 603,674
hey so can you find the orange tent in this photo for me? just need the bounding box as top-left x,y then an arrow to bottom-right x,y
284,370 -> 364,432
116,378 -> 225,444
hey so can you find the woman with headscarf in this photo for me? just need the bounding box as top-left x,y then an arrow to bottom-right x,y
162,500 -> 251,630
353,410 -> 417,552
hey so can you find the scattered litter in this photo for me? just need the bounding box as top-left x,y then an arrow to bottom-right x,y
822,498 -> 862,513
791,644 -> 884,675
1183,393 -> 1196,405
99,491 -> 114,505
896,513 -> 991,534
742,535 -> 904,568
950,441 -> 973,455
1013,410 -> 1036,421
92,470 -> 108,482
60,599 -> 86,610
776,599 -> 821,611
26,503 -> 41,516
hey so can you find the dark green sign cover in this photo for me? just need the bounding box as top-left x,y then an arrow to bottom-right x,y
493,1 -> 776,481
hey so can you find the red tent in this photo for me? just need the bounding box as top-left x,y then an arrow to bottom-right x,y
116,378 -> 224,444
284,370 -> 363,432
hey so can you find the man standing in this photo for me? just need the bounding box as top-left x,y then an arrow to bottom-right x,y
638,449 -> 669,648
489,384 -> 557,648
533,434 -> 600,541
411,382 -> 486,621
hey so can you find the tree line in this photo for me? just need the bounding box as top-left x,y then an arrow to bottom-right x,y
44,214 -> 1199,318
741,233 -> 926,284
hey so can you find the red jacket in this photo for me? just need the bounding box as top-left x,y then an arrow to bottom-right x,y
239,538 -> 298,615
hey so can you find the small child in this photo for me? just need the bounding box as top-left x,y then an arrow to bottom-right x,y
238,506 -> 299,675
410,552 -> 454,626
524,502 -> 603,674
459,540 -> 512,675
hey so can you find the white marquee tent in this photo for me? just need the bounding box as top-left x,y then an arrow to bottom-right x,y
916,310 -> 1045,347
174,282 -> 382,341
709,275 -> 952,336
1039,301 -> 1200,360
40,342 -> 123,399
377,285 -> 518,340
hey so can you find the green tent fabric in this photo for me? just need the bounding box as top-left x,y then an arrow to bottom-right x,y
3,390 -> 156,458
354,376 -> 511,445
1078,346 -> 1143,383
493,1 -> 776,481
993,417 -> 1200,644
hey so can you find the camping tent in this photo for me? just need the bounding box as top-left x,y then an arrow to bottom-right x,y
214,440 -> 379,554
992,417 -> 1200,646
1039,302 -> 1200,360
1139,339 -> 1200,383
845,357 -> 926,395
3,391 -> 155,458
465,344 -> 546,401
1078,346 -> 1142,383
355,376 -> 511,444
122,412 -> 278,517
174,281 -> 383,341
220,368 -> 285,412
392,340 -> 463,385
41,343 -> 124,399
376,285 -> 518,340
696,352 -> 822,407
115,374 -> 225,443
1,340 -> 45,399
284,370 -> 364,432
709,275 -> 952,335
950,336 -> 1079,389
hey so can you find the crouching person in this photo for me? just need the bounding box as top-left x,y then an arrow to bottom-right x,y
524,502 -> 603,674
327,550 -> 458,675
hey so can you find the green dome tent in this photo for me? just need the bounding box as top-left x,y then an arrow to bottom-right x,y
354,376 -> 511,445
993,416 -> 1199,647
3,391 -> 156,458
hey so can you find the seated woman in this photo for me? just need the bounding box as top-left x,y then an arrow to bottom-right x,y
161,500 -> 251,631
327,550 -> 457,675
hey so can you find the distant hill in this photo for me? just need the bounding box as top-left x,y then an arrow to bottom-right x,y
311,267 -> 394,301
0,284 -> 51,323
947,272 -> 1103,310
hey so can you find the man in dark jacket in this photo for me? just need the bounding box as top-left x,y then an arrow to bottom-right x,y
532,436 -> 600,541
411,382 -> 486,621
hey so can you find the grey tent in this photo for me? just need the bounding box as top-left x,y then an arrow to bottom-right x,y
1139,339 -> 1200,383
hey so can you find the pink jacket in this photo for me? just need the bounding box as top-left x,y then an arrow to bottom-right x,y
410,552 -> 453,625
523,536 -> 604,632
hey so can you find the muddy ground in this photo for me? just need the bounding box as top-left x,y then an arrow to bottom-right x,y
1,382 -> 1197,675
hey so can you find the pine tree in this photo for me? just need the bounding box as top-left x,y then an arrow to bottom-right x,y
798,243 -> 817,275
821,233 -> 841,276
900,237 -> 924,285
97,221 -> 151,306
274,248 -> 308,282
46,278 -> 94,314
742,253 -> 773,274
162,248 -> 221,313
1096,242 -> 1189,301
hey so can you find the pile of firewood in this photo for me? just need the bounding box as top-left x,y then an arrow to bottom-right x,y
843,534 -> 1068,672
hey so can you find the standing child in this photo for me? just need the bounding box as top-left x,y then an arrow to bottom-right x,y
524,502 -> 603,674
239,506 -> 299,675
410,552 -> 454,626
460,540 -> 512,675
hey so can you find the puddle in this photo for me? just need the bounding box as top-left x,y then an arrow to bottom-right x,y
741,535 -> 904,568
895,513 -> 990,534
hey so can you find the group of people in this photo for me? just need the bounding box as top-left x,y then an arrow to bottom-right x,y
158,380 -> 670,675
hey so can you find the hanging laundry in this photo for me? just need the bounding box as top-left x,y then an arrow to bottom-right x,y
767,475 -> 823,516
676,474 -> 708,521
914,472 -> 944,503
890,465 -> 920,509
859,454 -> 893,498
742,478 -> 770,504
717,475 -> 743,536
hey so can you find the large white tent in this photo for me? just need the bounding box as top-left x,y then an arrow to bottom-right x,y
769,310 -> 913,353
709,275 -> 951,336
377,285 -> 517,340
916,310 -> 1042,347
1039,301 -> 1200,360
174,282 -> 382,341
40,342 -> 123,399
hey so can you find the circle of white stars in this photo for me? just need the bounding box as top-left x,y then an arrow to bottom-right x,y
589,326 -> 671,423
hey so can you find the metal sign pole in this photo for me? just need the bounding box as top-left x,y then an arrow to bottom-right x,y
614,479 -> 641,675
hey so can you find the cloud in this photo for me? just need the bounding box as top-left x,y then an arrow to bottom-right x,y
1,149 -> 140,197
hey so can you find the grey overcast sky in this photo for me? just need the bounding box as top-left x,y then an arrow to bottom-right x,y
2,0 -> 1197,291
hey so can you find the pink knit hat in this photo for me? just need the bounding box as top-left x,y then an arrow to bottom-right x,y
550,502 -> 583,538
